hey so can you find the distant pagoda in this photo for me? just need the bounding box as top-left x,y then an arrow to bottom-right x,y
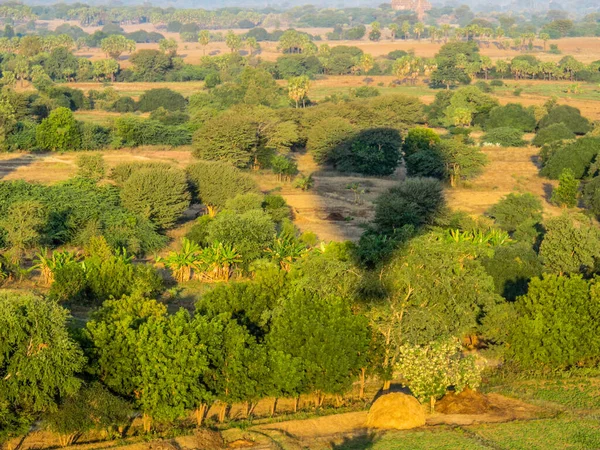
391,0 -> 432,21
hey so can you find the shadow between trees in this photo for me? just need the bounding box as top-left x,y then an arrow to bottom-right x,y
0,154 -> 37,180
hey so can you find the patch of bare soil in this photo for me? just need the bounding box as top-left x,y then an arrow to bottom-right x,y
427,392 -> 546,426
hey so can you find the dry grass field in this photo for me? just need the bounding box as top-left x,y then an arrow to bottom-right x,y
0,142 -> 562,243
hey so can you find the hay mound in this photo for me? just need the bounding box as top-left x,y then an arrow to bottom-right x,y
366,393 -> 425,430
436,388 -> 492,415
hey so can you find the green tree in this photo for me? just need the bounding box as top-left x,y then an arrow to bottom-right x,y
287,75 -> 310,108
538,105 -> 591,135
481,242 -> 542,301
437,139 -> 487,187
225,30 -> 242,53
333,128 -> 402,176
207,209 -> 275,263
135,310 -> 209,428
551,168 -> 579,208
158,38 -> 178,55
487,192 -> 543,233
374,178 -> 445,234
100,34 -> 136,59
136,88 -> 186,112
306,117 -> 355,164
485,104 -> 537,132
268,291 -> 370,407
532,123 -> 575,147
396,338 -> 480,412
0,200 -> 46,260
402,127 -> 441,159
186,161 -> 258,216
198,30 -> 210,55
508,275 -> 600,369
539,214 -> 600,275
0,293 -> 84,423
192,112 -> 258,167
377,234 -> 501,366
583,176 -> 600,218
120,167 -> 190,229
36,107 -> 82,152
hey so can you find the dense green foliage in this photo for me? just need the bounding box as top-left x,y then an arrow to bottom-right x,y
485,104 -> 537,132
120,167 -> 190,229
538,105 -> 591,135
481,127 -> 526,147
531,123 -> 575,147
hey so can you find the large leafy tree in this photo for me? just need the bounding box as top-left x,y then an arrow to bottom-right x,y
333,128 -> 402,176
120,167 -> 190,229
135,310 -> 209,428
437,138 -> 487,187
186,161 -> 258,216
36,107 -> 82,152
539,214 -> 600,275
268,291 -> 370,406
508,275 -> 600,369
86,295 -> 209,431
207,209 -> 275,263
0,293 -> 84,427
374,177 -> 445,234
375,234 -> 502,379
487,192 -> 543,234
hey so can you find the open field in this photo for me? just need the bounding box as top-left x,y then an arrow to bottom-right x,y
0,140 -> 565,243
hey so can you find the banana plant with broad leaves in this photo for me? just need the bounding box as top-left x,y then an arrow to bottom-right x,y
194,241 -> 242,282
155,238 -> 201,283
266,235 -> 309,271
33,248 -> 80,285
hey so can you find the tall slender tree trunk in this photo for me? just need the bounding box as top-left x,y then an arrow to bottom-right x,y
293,396 -> 300,413
195,404 -> 207,426
270,398 -> 278,416
142,414 -> 152,433
359,367 -> 366,399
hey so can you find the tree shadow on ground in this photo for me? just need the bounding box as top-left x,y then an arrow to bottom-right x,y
330,432 -> 380,449
542,182 -> 554,202
0,155 -> 37,180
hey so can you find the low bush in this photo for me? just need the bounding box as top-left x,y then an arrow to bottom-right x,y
80,123 -> 111,150
136,88 -> 186,112
481,127 -> 526,147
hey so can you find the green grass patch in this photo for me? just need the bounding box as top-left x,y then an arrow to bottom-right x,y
489,378 -> 600,410
469,417 -> 600,450
335,427 -> 490,450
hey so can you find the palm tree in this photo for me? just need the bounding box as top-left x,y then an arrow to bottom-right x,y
198,30 -> 210,56
413,22 -> 424,41
539,33 -> 550,51
266,236 -> 308,271
401,21 -> 411,40
389,23 -> 399,41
